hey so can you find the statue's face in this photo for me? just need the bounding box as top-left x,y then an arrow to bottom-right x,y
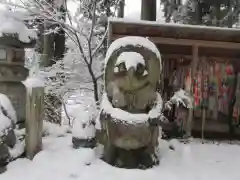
113,52 -> 149,91
104,46 -> 161,113
114,62 -> 148,79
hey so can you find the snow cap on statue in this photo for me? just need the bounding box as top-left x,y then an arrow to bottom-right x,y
104,36 -> 162,88
105,36 -> 161,71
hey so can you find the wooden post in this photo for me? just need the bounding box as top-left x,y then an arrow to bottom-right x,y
25,86 -> 44,160
201,60 -> 209,141
201,108 -> 206,140
186,45 -> 199,138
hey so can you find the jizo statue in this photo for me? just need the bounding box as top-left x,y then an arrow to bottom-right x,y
97,36 -> 192,169
98,36 -> 163,168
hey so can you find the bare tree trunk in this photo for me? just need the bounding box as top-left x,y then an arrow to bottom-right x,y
35,19 -> 44,55
227,0 -> 233,28
103,0 -> 111,53
54,29 -> 65,60
54,5 -> 66,61
195,1 -> 203,25
215,3 -> 221,27
141,0 -> 156,21
235,0 -> 240,28
53,4 -> 66,124
88,65 -> 99,102
117,0 -> 125,18
40,20 -> 54,67
38,1 -> 66,124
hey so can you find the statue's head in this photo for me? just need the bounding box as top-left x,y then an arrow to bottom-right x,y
104,36 -> 162,94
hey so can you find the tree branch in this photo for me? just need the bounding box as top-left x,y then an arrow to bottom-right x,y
92,25 -> 109,57
88,1 -> 97,65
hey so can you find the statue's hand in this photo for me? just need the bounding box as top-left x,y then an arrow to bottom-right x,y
148,114 -> 169,126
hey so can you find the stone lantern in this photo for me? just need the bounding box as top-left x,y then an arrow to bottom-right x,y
0,35 -> 35,124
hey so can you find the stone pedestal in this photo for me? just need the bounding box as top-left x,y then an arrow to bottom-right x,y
0,65 -> 28,123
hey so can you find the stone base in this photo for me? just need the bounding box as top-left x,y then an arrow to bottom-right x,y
0,166 -> 6,174
72,137 -> 96,149
102,144 -> 159,169
0,144 -> 11,173
0,144 -> 10,167
3,129 -> 16,148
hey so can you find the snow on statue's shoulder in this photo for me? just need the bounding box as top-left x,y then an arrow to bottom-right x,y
0,10 -> 37,43
105,36 -> 161,65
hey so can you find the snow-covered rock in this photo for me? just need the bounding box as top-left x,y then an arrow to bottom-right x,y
71,104 -> 96,149
0,94 -> 17,124
0,94 -> 17,167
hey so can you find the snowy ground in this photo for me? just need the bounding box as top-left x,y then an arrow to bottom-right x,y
1,126 -> 240,180
1,92 -> 239,180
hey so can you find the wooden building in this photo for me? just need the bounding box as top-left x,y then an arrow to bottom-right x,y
107,18 -> 240,139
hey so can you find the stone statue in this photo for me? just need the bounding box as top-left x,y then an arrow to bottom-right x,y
98,36 -> 163,168
97,36 -> 192,169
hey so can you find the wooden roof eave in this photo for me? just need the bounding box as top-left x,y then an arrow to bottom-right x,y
108,18 -> 240,49
111,34 -> 240,50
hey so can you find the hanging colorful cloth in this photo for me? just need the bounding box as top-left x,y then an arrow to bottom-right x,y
225,64 -> 240,124
218,63 -> 227,114
208,64 -> 216,112
215,63 -> 222,97
218,64 -> 227,115
194,70 -> 202,108
225,64 -> 235,89
235,73 -> 240,108
225,64 -> 234,108
234,73 -> 240,126
185,69 -> 191,93
201,62 -> 209,109
233,108 -> 239,125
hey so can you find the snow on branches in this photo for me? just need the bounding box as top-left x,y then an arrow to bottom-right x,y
165,89 -> 193,110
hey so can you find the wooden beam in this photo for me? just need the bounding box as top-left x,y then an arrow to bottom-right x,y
162,54 -> 238,61
111,35 -> 240,49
